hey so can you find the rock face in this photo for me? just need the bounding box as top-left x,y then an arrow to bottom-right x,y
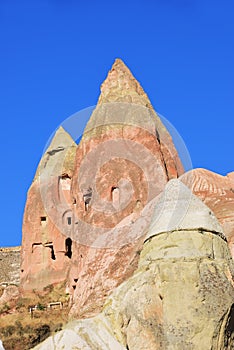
20,59 -> 184,318
32,180 -> 234,350
0,247 -> 20,286
180,168 -> 234,257
20,127 -> 77,290
20,59 -> 234,348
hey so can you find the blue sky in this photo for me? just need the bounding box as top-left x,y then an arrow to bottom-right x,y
0,0 -> 233,247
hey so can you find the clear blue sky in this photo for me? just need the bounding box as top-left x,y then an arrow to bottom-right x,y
0,0 -> 233,247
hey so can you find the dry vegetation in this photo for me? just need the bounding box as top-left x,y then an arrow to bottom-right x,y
0,283 -> 71,350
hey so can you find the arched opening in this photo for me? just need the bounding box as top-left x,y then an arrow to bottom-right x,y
62,210 -> 73,228
83,187 -> 92,211
67,217 -> 72,225
111,186 -> 120,205
65,238 -> 72,259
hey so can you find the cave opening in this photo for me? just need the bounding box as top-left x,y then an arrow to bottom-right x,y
65,238 -> 72,258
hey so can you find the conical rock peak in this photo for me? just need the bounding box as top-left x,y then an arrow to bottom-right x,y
98,58 -> 153,108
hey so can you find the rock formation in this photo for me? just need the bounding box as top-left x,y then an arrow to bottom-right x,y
33,180 -> 234,349
20,127 -> 77,290
180,168 -> 234,257
19,58 -> 234,349
0,247 -> 20,286
20,59 -> 184,319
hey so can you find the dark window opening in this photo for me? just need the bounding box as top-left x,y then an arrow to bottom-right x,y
40,216 -> 47,223
74,278 -> 78,283
21,269 -> 24,273
67,217 -> 72,225
65,238 -> 72,258
72,285 -> 76,290
48,245 -> 56,260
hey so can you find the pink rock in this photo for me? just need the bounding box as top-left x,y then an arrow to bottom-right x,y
180,168 -> 234,257
20,59 -> 184,317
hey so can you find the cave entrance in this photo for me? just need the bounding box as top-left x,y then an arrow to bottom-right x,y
65,238 -> 72,258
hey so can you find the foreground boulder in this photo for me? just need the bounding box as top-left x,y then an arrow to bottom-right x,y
33,180 -> 234,349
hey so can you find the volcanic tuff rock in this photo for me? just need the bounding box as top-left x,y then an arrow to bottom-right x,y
20,126 -> 77,290
20,59 -> 184,318
33,180 -> 234,350
0,247 -> 20,286
180,168 -> 234,257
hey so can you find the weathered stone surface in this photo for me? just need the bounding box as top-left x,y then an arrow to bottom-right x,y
20,127 -> 77,291
180,168 -> 234,257
32,180 -> 234,349
0,285 -> 20,308
145,178 -> 224,240
97,58 -> 154,108
20,59 -> 184,319
0,247 -> 20,286
68,60 -> 183,316
33,315 -> 125,350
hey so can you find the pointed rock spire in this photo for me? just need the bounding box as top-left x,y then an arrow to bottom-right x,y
34,126 -> 77,181
145,179 -> 224,241
45,126 -> 77,152
98,58 -> 153,109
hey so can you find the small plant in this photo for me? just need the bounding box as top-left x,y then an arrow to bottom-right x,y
37,303 -> 46,311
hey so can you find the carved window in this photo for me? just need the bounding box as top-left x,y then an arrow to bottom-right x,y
111,186 -> 120,204
83,187 -> 92,211
40,216 -> 47,227
67,217 -> 72,225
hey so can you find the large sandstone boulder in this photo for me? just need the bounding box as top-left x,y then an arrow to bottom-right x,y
180,168 -> 234,257
32,180 -> 234,349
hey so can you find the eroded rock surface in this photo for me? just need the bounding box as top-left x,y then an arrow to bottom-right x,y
68,59 -> 183,317
33,180 -> 234,350
0,247 -> 20,286
20,127 -> 77,291
20,59 -> 184,318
